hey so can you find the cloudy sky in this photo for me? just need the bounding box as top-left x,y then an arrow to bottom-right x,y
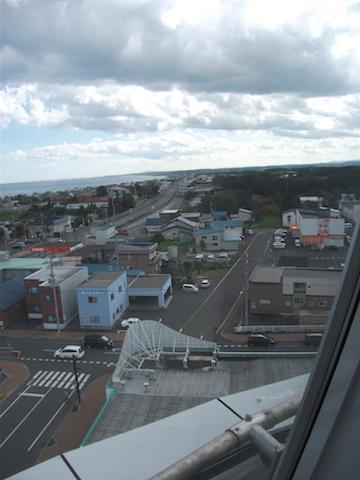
1,0 -> 360,184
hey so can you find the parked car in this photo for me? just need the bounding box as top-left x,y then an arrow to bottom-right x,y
84,334 -> 113,349
121,318 -> 140,328
304,333 -> 323,347
195,253 -> 204,261
218,252 -> 229,263
53,345 -> 85,359
248,334 -> 275,347
273,242 -> 286,249
247,229 -> 253,235
274,229 -> 287,237
273,236 -> 285,243
182,284 -> 199,293
12,242 -> 25,249
207,254 -> 215,262
294,238 -> 301,247
328,245 -> 340,250
200,279 -> 211,288
311,244 -> 325,251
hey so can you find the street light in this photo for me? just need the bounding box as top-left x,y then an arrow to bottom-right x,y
72,356 -> 81,404
49,256 -> 61,333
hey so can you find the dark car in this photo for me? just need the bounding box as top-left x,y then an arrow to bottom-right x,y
328,245 -> 340,250
248,334 -> 275,347
84,334 -> 114,349
304,333 -> 323,347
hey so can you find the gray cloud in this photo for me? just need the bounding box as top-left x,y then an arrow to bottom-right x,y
2,0 -> 359,96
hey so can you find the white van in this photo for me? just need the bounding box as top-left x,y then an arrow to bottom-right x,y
218,252 -> 229,263
182,284 -> 199,294
294,238 -> 301,247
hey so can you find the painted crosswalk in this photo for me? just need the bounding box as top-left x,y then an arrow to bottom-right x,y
30,370 -> 91,390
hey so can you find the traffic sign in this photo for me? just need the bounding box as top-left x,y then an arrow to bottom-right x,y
11,350 -> 20,359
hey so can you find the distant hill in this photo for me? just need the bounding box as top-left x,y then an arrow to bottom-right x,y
145,160 -> 360,177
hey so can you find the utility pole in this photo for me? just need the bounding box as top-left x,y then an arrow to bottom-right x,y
111,196 -> 120,270
49,256 -> 61,333
245,252 -> 249,326
72,356 -> 81,403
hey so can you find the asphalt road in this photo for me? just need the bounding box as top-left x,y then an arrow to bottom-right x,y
0,337 -> 119,479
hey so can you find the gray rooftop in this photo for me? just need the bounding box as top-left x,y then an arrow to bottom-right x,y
127,275 -> 170,289
25,266 -> 87,285
85,357 -> 314,445
79,270 -> 125,288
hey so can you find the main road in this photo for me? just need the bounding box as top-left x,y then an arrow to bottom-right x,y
0,337 -> 121,479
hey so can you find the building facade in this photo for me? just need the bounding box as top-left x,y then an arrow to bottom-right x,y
249,266 -> 342,325
77,270 -> 128,328
24,266 -> 88,330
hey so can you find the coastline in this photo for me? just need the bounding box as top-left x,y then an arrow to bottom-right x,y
0,173 -> 167,198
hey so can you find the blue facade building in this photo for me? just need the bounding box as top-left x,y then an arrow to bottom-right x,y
77,270 -> 128,328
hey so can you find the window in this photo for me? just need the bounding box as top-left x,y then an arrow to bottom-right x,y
260,299 -> 271,304
47,315 -> 57,323
110,293 -> 114,301
112,312 -> 116,320
28,287 -> 39,294
312,318 -> 323,324
213,243 -> 218,246
118,285 -> 122,292
90,316 -> 100,324
88,296 -> 98,304
45,295 -> 54,302
294,297 -> 304,304
212,235 -> 218,241
30,305 -> 41,313
319,301 -> 328,307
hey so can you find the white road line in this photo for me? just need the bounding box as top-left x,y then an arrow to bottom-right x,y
27,392 -> 75,452
79,374 -> 91,389
0,389 -> 52,449
19,392 -> 44,398
0,385 -> 33,418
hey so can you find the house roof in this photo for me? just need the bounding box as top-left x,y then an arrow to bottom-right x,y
250,266 -> 284,283
25,266 -> 88,286
145,218 -> 167,226
78,270 -> 126,288
127,275 -> 171,289
195,220 -> 244,236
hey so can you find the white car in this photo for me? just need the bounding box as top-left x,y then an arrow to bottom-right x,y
195,254 -> 204,261
207,254 -> 215,262
201,279 -> 211,288
182,284 -> 199,293
273,242 -> 286,249
121,317 -> 140,328
53,345 -> 85,359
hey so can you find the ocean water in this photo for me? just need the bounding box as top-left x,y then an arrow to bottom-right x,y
0,173 -> 167,197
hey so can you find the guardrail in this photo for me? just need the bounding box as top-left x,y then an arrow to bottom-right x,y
234,325 -> 326,334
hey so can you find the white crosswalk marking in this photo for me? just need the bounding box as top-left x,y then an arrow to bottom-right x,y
29,370 -> 91,390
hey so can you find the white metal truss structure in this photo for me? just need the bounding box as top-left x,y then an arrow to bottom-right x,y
112,320 -> 217,382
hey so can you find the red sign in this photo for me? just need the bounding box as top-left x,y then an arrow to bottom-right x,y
11,350 -> 20,359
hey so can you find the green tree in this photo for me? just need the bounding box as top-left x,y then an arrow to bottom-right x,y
151,232 -> 165,244
96,185 -> 108,197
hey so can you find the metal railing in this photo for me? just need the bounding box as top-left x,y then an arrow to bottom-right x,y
149,394 -> 303,480
234,324 -> 326,334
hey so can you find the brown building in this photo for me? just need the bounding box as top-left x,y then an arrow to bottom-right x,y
24,266 -> 88,330
104,241 -> 163,274
249,266 -> 342,325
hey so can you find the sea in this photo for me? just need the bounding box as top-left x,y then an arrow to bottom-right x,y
0,173 -> 167,198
